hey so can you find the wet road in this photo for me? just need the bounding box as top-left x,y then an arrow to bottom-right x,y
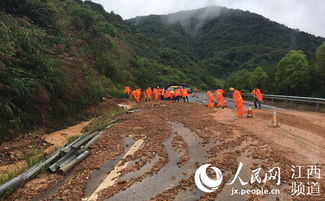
189,93 -> 275,109
9,100 -> 325,201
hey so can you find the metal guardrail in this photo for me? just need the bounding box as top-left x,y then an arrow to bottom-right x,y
0,120 -> 118,197
0,105 -> 138,198
223,92 -> 325,110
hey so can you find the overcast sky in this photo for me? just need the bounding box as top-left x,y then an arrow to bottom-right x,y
92,0 -> 325,37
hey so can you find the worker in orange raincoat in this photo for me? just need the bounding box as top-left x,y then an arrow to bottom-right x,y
251,88 -> 263,109
164,89 -> 172,100
135,89 -> 141,103
124,86 -> 132,99
181,87 -> 189,102
206,90 -> 214,108
215,89 -> 225,108
131,90 -> 137,101
230,87 -> 243,117
153,88 -> 160,101
146,87 -> 152,101
157,87 -> 165,100
143,90 -> 148,101
174,88 -> 182,102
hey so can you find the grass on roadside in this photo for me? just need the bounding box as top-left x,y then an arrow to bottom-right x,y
85,108 -> 127,131
0,165 -> 27,185
67,135 -> 80,144
0,147 -> 45,186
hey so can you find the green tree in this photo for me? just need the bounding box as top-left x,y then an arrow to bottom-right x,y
314,41 -> 325,97
225,69 -> 251,91
71,7 -> 96,31
275,50 -> 311,95
248,67 -> 269,90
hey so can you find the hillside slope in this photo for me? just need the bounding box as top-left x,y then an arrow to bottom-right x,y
0,0 -> 206,140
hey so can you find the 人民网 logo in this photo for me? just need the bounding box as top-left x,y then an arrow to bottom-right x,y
194,164 -> 223,192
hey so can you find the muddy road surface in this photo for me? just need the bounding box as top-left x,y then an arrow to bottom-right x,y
8,100 -> 325,201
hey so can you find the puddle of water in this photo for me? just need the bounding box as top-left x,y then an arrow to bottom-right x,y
106,123 -> 210,201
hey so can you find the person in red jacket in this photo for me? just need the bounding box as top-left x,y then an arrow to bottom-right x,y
230,87 -> 243,117
251,88 -> 263,109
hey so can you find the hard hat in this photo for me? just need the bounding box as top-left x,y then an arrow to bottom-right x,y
229,87 -> 235,92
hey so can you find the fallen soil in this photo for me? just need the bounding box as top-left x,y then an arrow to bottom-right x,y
6,100 -> 325,201
0,99 -> 120,185
43,121 -> 91,154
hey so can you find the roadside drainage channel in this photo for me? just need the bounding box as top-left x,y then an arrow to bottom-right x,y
105,122 -> 210,201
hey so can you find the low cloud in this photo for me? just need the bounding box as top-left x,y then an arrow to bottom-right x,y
93,0 -> 325,37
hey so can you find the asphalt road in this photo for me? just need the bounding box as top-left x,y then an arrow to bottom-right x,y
189,93 -> 276,109
9,100 -> 325,201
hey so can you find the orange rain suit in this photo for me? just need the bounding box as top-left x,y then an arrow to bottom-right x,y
131,90 -> 137,101
124,86 -> 131,95
215,89 -> 225,107
233,90 -> 243,117
175,89 -> 181,97
146,87 -> 152,101
206,91 -> 214,108
143,90 -> 148,101
251,88 -> 263,101
135,89 -> 141,103
153,88 -> 160,101
181,88 -> 188,98
164,90 -> 172,100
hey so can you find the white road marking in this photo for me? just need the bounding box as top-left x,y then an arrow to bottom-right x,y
86,139 -> 145,201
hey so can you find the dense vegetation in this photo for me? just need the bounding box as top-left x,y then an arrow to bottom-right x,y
0,1 -> 324,139
129,6 -> 325,96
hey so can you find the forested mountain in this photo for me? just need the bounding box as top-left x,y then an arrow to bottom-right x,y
129,6 -> 324,77
0,1 -> 324,139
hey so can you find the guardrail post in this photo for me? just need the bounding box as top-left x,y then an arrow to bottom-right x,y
289,100 -> 293,106
271,98 -> 274,105
316,103 -> 320,110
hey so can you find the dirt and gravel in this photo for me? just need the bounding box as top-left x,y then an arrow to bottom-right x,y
5,99 -> 325,201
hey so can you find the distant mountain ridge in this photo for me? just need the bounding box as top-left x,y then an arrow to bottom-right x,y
129,6 -> 324,77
